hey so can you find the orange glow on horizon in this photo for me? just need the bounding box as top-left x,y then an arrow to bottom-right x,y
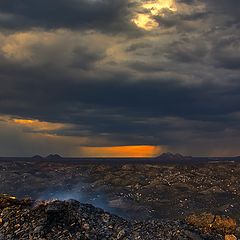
80,145 -> 165,158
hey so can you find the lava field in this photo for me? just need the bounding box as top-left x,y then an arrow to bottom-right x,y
0,159 -> 240,239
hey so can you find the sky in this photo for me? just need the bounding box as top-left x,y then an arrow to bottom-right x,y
0,0 -> 240,157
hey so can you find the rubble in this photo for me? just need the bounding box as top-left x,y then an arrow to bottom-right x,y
1,159 -> 240,238
1,160 -> 240,221
0,195 -> 239,240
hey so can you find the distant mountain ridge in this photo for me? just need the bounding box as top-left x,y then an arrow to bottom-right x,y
155,152 -> 192,162
32,155 -> 43,160
26,153 -> 240,163
155,152 -> 240,163
32,154 -> 63,160
46,154 -> 63,160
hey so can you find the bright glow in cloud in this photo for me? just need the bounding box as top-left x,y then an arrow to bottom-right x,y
143,0 -> 177,15
132,13 -> 159,30
12,118 -> 65,132
132,0 -> 177,30
80,145 -> 165,157
1,31 -> 57,61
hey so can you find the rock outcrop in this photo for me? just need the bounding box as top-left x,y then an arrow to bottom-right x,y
0,195 -> 238,240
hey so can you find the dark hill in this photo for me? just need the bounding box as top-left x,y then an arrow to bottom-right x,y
46,154 -> 63,160
155,152 -> 191,162
32,155 -> 43,160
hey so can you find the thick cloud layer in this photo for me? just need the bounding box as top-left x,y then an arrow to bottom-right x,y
0,0 -> 239,156
0,0 -> 134,32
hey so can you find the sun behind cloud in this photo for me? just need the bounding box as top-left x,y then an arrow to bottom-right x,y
132,0 -> 177,30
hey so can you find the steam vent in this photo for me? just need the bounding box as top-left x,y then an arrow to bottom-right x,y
0,194 -> 239,239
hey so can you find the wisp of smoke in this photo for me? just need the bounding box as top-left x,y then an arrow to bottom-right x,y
35,182 -> 129,218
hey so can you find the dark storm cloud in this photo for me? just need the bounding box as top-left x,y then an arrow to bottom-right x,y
129,61 -> 165,72
155,10 -> 208,30
203,0 -> 240,28
0,0 -> 133,31
0,56 -> 240,145
71,46 -> 105,70
156,0 -> 240,33
165,38 -> 208,63
0,0 -> 240,155
211,36 -> 240,70
207,0 -> 240,16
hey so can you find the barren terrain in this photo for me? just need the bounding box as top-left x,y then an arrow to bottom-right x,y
0,158 -> 240,239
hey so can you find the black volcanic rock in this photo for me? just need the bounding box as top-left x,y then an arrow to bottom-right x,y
0,195 -> 236,239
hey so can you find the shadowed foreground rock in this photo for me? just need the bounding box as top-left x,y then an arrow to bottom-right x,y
0,195 -> 239,240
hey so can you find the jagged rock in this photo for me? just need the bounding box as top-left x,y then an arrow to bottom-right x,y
0,195 -> 238,240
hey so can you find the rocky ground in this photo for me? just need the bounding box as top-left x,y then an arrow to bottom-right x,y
0,159 -> 240,220
0,158 -> 240,239
0,194 -> 239,240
